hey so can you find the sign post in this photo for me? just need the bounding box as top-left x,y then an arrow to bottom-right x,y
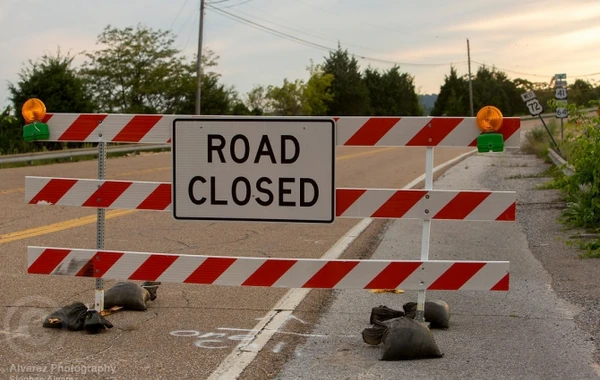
172,118 -> 336,223
521,90 -> 561,155
554,73 -> 568,140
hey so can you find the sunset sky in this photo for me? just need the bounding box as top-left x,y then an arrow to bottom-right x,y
1,0 -> 599,109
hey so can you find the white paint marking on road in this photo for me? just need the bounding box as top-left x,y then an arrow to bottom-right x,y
272,342 -> 285,354
207,149 -> 477,380
286,315 -> 307,324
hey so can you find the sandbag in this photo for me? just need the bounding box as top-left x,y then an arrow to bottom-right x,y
369,305 -> 404,325
43,302 -> 88,331
380,317 -> 444,361
104,281 -> 160,311
83,310 -> 113,334
403,300 -> 450,329
362,324 -> 386,345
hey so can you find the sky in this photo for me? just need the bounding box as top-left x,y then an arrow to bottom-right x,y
1,0 -> 599,110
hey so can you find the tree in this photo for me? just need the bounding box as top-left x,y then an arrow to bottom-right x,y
471,66 -> 521,116
363,66 -> 422,116
167,49 -> 243,115
431,66 -> 469,116
7,50 -> 96,151
302,63 -> 333,116
266,79 -> 305,116
9,50 -> 95,116
322,46 -> 369,116
568,79 -> 598,107
0,106 -> 27,155
80,24 -> 191,113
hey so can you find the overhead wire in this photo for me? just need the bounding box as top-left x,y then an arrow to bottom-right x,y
206,3 -> 465,67
472,60 -> 600,80
226,2 -> 409,56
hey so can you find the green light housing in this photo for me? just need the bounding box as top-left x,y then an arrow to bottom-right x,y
23,122 -> 50,142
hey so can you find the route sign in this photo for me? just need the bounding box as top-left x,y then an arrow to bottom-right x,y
521,90 -> 536,102
555,87 -> 568,100
172,118 -> 336,223
555,100 -> 568,119
521,90 -> 543,116
554,74 -> 568,120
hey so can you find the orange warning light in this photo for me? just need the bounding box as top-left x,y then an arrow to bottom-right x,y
476,106 -> 503,133
22,98 -> 46,124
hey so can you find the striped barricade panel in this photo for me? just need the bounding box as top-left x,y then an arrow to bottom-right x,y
40,114 -> 521,147
27,247 -> 510,291
25,177 -> 517,221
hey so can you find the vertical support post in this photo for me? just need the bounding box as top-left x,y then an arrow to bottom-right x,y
94,142 -> 106,312
416,146 -> 434,322
560,118 -> 564,141
467,38 -> 474,117
195,0 -> 205,115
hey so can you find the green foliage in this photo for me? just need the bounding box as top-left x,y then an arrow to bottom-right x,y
472,66 -> 522,116
431,67 -> 468,116
0,106 -> 29,155
7,50 -> 95,152
567,79 -> 598,107
302,63 -> 333,116
322,46 -> 370,116
363,66 -> 422,116
521,120 -> 559,157
80,24 -> 191,113
266,78 -> 306,116
550,101 -> 600,255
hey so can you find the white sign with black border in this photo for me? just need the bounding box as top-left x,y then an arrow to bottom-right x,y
172,118 -> 335,223
525,98 -> 543,116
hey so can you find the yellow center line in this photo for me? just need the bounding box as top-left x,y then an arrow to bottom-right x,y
0,147 -> 395,243
0,209 -> 136,244
336,147 -> 396,161
0,188 -> 24,195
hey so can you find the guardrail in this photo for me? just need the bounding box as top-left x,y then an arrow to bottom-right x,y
0,144 -> 170,165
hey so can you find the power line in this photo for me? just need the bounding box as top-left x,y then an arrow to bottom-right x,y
169,0 -> 191,31
215,0 -> 255,9
225,2 -> 408,57
206,3 -> 465,67
472,60 -> 600,80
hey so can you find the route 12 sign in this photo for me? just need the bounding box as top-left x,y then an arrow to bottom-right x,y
172,118 -> 335,223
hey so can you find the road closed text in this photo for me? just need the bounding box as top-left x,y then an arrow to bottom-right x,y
172,119 -> 334,222
187,134 -> 318,208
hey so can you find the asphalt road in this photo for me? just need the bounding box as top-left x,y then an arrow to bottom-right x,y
272,151 -> 600,380
0,145 -> 471,380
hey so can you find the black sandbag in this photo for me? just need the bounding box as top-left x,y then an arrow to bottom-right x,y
104,282 -> 149,311
43,302 -> 88,331
369,305 -> 404,325
83,310 -> 113,334
362,324 -> 387,345
142,281 -> 161,301
403,300 -> 450,329
380,317 -> 444,361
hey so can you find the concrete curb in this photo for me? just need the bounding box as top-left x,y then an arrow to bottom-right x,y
547,148 -> 574,176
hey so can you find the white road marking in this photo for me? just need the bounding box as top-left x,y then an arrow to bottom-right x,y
207,149 -> 477,380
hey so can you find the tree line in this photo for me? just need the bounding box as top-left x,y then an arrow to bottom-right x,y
1,24 -> 599,154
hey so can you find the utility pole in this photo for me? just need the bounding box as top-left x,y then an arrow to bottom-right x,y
467,38 -> 474,117
195,0 -> 205,115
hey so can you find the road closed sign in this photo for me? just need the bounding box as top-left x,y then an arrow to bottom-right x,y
172,118 -> 335,223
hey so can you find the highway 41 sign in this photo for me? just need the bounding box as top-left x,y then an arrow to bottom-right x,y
172,118 -> 335,223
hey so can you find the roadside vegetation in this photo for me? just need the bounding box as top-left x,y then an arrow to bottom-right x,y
524,101 -> 600,257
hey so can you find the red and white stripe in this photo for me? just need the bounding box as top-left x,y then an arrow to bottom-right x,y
25,177 -> 517,221
27,247 -> 510,291
41,114 -> 521,147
